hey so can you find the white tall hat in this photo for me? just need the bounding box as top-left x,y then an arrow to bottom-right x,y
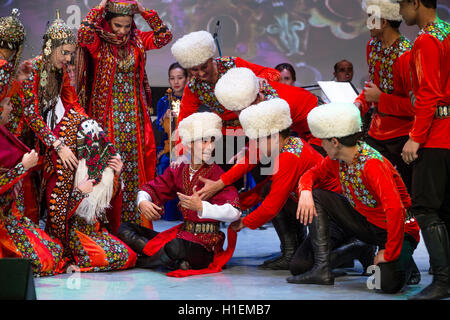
239,98 -> 292,140
307,102 -> 362,139
214,67 -> 260,112
171,30 -> 216,69
363,0 -> 403,21
177,112 -> 222,145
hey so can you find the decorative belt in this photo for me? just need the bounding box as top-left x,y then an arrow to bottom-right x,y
223,119 -> 241,128
182,221 -> 220,234
435,106 -> 450,119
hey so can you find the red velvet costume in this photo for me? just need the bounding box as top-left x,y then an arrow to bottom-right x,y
408,18 -> 450,149
140,162 -> 240,277
78,5 -> 172,227
177,57 -> 281,134
355,36 -> 414,141
298,142 -> 420,262
221,137 -> 340,230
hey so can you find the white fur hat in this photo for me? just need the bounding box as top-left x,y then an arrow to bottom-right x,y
239,98 -> 292,140
177,112 -> 222,145
171,30 -> 216,69
307,103 -> 362,139
214,68 -> 260,112
363,0 -> 403,21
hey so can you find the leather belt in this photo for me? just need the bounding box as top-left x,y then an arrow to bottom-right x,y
435,106 -> 450,119
182,221 -> 220,234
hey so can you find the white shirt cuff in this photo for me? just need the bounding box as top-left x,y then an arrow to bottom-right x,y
198,201 -> 241,223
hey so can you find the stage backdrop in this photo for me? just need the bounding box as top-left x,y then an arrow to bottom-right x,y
1,0 -> 449,89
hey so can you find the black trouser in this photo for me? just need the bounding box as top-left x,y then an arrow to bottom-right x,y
365,135 -> 412,194
118,222 -> 214,270
313,189 -> 418,293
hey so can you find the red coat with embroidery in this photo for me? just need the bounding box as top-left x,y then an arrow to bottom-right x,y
298,142 -> 420,262
0,59 -> 20,101
355,37 -> 414,141
226,137 -> 340,230
177,56 -> 281,133
408,19 -> 450,149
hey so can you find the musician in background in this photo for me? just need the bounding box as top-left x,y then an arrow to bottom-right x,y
155,62 -> 187,221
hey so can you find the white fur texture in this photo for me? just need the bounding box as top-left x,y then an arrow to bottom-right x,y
239,98 -> 292,140
214,68 -> 260,112
171,30 -> 216,69
307,102 -> 362,139
178,112 -> 223,145
74,159 -> 115,224
363,0 -> 403,21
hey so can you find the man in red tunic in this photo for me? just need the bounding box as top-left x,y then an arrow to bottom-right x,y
117,112 -> 241,276
395,0 -> 450,300
170,30 -> 281,167
355,0 -> 414,193
293,102 -> 420,293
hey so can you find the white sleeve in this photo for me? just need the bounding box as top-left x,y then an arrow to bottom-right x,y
137,190 -> 152,207
197,201 -> 242,223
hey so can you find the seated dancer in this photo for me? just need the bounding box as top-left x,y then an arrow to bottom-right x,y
7,13 -> 136,272
291,102 -> 420,294
155,62 -> 188,221
170,30 -> 281,169
0,10 -> 66,276
118,112 -> 241,276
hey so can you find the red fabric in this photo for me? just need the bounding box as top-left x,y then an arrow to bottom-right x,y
0,59 -> 20,101
409,32 -> 450,149
298,155 -> 420,262
238,139 -> 340,230
354,39 -> 414,141
142,223 -> 238,277
269,81 -> 319,145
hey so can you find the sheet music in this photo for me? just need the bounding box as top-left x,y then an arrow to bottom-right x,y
317,81 -> 359,103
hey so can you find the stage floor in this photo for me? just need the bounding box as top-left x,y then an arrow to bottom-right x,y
34,220 -> 439,300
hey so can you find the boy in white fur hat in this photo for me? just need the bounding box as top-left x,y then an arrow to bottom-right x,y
118,112 -> 241,274
224,98 -> 347,270
292,102 -> 420,293
355,0 -> 414,194
170,30 -> 281,168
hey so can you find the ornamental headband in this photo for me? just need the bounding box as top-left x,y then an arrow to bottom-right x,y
106,0 -> 139,16
0,8 -> 25,50
43,10 -> 76,56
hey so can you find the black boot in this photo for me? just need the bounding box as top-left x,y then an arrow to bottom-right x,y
117,222 -> 155,253
406,258 -> 421,285
259,207 -> 306,270
330,239 -> 376,275
286,205 -> 334,285
409,220 -> 450,300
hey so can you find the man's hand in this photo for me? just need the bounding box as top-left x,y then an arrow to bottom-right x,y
139,200 -> 163,221
402,138 -> 420,164
230,217 -> 246,232
296,190 -> 317,225
374,249 -> 387,265
108,154 -> 123,175
16,60 -> 33,82
177,186 -> 203,212
364,82 -> 382,103
196,176 -> 224,201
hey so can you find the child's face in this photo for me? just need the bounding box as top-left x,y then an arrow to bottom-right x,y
190,137 -> 216,164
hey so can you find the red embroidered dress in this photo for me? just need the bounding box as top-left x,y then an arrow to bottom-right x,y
177,57 -> 281,133
0,59 -> 20,101
355,36 -> 414,141
0,127 -> 66,277
225,137 -> 340,230
408,18 -> 450,149
298,142 -> 420,262
78,6 -> 173,227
